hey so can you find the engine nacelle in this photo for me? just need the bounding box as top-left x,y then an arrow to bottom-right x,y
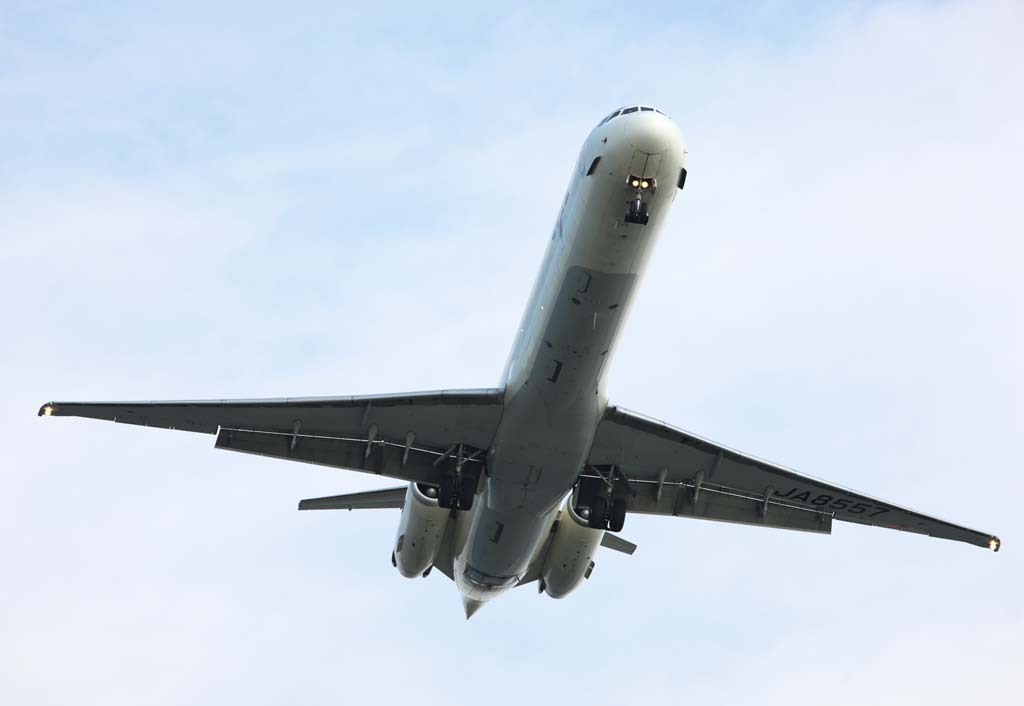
393,483 -> 450,578
541,502 -> 604,599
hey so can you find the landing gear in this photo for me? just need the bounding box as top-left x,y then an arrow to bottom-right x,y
588,496 -> 607,529
626,197 -> 649,225
438,476 -> 456,509
457,478 -> 476,511
624,174 -> 654,225
437,474 -> 476,511
609,498 -> 626,533
587,496 -> 627,532
435,443 -> 481,511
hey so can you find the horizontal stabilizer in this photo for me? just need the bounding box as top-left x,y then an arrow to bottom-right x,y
298,486 -> 406,511
600,533 -> 637,555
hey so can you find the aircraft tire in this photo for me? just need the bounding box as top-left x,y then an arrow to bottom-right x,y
589,496 -> 608,529
438,477 -> 456,509
609,498 -> 626,532
457,480 -> 475,511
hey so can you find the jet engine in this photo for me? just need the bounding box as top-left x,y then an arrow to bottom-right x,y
541,502 -> 604,599
393,482 -> 451,578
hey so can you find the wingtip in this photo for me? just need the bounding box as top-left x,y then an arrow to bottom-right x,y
38,402 -> 55,417
989,536 -> 1001,552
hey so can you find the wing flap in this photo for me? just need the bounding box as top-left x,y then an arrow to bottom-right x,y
215,427 -> 452,485
39,388 -> 504,487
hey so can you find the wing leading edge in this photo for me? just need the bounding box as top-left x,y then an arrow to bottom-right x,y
587,406 -> 1000,551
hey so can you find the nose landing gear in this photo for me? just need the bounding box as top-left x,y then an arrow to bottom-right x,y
626,197 -> 649,225
624,174 -> 655,225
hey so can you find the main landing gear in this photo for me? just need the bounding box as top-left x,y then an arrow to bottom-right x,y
435,442 -> 482,511
437,474 -> 476,511
588,496 -> 626,532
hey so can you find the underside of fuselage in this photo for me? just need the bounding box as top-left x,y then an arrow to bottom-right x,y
450,106 -> 688,609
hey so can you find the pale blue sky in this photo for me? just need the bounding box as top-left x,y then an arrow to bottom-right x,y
2,2 -> 1021,704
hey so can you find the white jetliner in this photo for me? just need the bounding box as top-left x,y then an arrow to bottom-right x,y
39,106 -> 1000,618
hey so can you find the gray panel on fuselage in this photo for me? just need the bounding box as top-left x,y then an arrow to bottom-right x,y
530,266 -> 636,405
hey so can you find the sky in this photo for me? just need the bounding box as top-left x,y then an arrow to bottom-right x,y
2,1 -> 1022,703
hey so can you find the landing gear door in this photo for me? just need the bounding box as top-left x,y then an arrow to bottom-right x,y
628,150 -> 662,180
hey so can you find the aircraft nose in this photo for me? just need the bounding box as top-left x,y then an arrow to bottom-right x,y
620,109 -> 684,155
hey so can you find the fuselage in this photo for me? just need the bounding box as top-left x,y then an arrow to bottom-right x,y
453,107 -> 687,604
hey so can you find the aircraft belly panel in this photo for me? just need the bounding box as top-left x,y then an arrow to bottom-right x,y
531,265 -> 636,401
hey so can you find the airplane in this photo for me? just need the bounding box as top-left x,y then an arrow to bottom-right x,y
39,105 -> 1000,619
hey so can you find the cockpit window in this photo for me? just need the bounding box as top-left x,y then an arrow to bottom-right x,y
597,105 -> 668,128
597,108 -> 624,127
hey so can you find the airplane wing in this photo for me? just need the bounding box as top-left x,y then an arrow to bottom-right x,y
38,389 -> 504,487
585,406 -> 1001,551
